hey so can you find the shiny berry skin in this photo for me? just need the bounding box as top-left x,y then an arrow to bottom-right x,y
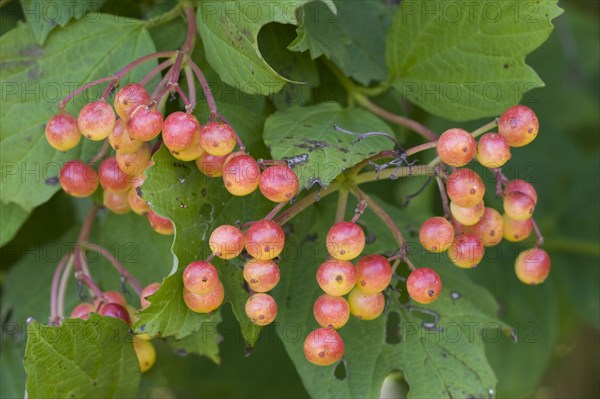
70,303 -> 93,320
505,179 -> 538,205
326,221 -> 365,261
464,207 -> 504,247
222,154 -> 261,196
476,133 -> 511,168
209,225 -> 245,259
170,136 -> 204,162
199,122 -> 236,156
498,105 -> 539,147
303,328 -> 345,366
313,294 -> 350,329
148,210 -> 174,235
347,287 -> 385,320
162,111 -> 200,152
78,101 -> 115,141
243,259 -> 280,292
99,303 -> 131,323
259,165 -> 299,203
436,128 -> 477,167
127,106 -> 163,141
59,160 -> 99,197
183,261 -> 219,295
128,188 -> 149,215
116,143 -> 151,176
195,152 -> 227,177
244,220 -> 285,260
406,268 -> 442,304
133,336 -> 156,373
316,259 -> 357,296
45,113 -> 81,151
98,156 -> 130,192
114,83 -> 151,120
447,234 -> 485,268
419,216 -> 455,252
108,119 -> 142,154
450,200 -> 485,226
140,282 -> 161,310
355,254 -> 392,294
502,213 -> 533,242
97,291 -> 127,307
503,191 -> 535,221
183,281 -> 224,313
103,189 -> 130,214
446,168 -> 486,208
245,293 -> 277,326
515,248 -> 551,285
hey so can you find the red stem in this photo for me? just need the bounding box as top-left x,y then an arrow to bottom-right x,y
84,244 -> 143,296
58,77 -> 115,110
187,59 -> 218,120
263,202 -> 286,221
88,140 -> 110,165
49,253 -> 70,325
184,66 -> 197,111
140,58 -> 175,86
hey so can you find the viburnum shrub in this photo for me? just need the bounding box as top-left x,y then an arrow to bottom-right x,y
1,1 -> 568,398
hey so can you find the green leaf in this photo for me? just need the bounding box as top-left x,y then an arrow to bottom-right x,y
166,311 -> 222,364
20,0 -> 105,45
263,102 -> 394,190
289,0 -> 391,85
386,0 -> 563,121
0,15 -> 157,211
24,314 -> 140,398
0,202 -> 29,247
196,0 -> 336,96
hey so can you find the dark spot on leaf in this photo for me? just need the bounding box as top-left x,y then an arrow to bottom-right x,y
337,146 -> 349,153
45,176 -> 59,185
28,64 -> 41,80
503,63 -> 509,69
441,351 -> 447,358
20,45 -> 44,58
304,233 -> 318,242
334,361 -> 347,380
296,139 -> 327,152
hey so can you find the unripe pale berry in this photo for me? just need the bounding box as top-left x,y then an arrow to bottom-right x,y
303,328 -> 344,366
419,216 -> 455,252
313,294 -> 350,329
243,259 -> 280,292
183,281 -> 224,313
140,282 -> 161,310
127,106 -> 163,141
406,268 -> 442,304
98,156 -> 130,192
70,303 -> 93,320
114,83 -> 151,120
259,165 -> 299,203
447,234 -> 485,268
45,113 -> 81,151
209,225 -> 245,259
355,254 -> 392,294
183,261 -> 219,295
347,287 -> 385,320
498,105 -> 539,147
108,119 -> 143,154
476,133 -> 511,168
446,168 -> 485,208
99,303 -> 131,323
326,221 -> 365,261
222,154 -> 261,196
502,213 -> 533,242
128,188 -> 149,215
148,210 -> 174,235
503,191 -> 535,221
505,179 -> 538,205
59,160 -> 99,198
199,122 -> 236,156
195,152 -> 228,177
316,259 -> 357,296
103,189 -> 131,214
133,336 -> 156,373
244,220 -> 285,260
78,101 -> 115,140
450,200 -> 485,226
116,143 -> 151,176
515,247 -> 550,284
245,293 -> 277,326
464,207 -> 504,247
170,136 -> 204,162
436,128 -> 477,167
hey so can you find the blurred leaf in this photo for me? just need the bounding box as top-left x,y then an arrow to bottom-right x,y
0,202 -> 29,247
0,341 -> 27,399
166,311 -> 222,364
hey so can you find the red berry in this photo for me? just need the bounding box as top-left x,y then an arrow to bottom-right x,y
59,160 -> 99,198
419,216 -> 454,252
245,293 -> 277,326
504,179 -> 538,205
108,119 -> 142,154
355,254 -> 392,294
99,156 -> 130,192
243,259 -> 280,292
502,213 -> 533,242
148,210 -> 174,235
45,113 -> 81,151
316,259 -> 357,296
222,153 -> 261,196
116,143 -> 151,176
406,268 -> 442,304
128,188 -> 149,215
447,234 -> 485,268
99,303 -> 131,323
199,122 -> 236,156
195,152 -> 228,178
97,291 -> 127,307
103,189 -> 131,214
347,287 -> 384,320
436,128 -> 477,167
303,328 -> 344,366
313,294 -> 350,329
162,111 -> 200,152
183,261 -> 219,295
78,101 -> 115,140
70,303 -> 93,320
127,106 -> 163,141
140,282 -> 161,310
446,168 -> 486,208
209,225 -> 245,260
114,83 -> 151,120
503,191 -> 535,221
183,281 -> 224,314
498,105 -> 539,147
476,133 -> 511,168
326,221 -> 365,261
244,220 -> 285,260
450,200 -> 485,226
464,207 -> 504,247
258,165 -> 299,203
515,248 -> 550,284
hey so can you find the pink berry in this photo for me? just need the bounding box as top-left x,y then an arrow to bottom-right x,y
45,113 -> 81,151
446,168 -> 486,208
258,165 -> 299,203
326,221 -> 365,261
313,294 -> 350,329
316,259 -> 357,296
436,128 -> 477,167
419,216 -> 455,252
406,268 -> 442,304
498,105 -> 539,147
515,248 -> 550,284
355,254 -> 392,294
303,328 -> 344,366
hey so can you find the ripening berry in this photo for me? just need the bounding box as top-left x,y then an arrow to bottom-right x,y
244,220 -> 285,260
96,291 -> 127,307
59,160 -> 99,197
127,105 -> 163,141
406,268 -> 442,304
464,207 -> 504,247
195,152 -> 228,177
447,234 -> 485,268
183,281 -> 224,313
103,189 -> 131,214
99,303 -> 131,323
148,210 -> 174,235
446,168 -> 486,208
116,143 -> 151,176
114,83 -> 151,120
303,328 -> 345,366
436,128 -> 477,167
128,188 -> 149,215
503,191 -> 535,221
504,179 -> 538,205
99,156 -> 130,192
108,119 -> 142,154
515,247 -> 551,284
316,259 -> 357,296
170,137 -> 204,162
78,101 -> 115,141
476,133 -> 511,168
245,293 -> 277,326
502,213 -> 533,242
162,112 -> 200,152
419,216 -> 455,252
222,153 -> 261,196
313,294 -> 350,329
183,261 -> 219,295
259,165 -> 299,203
140,282 -> 161,310
498,105 -> 539,147
243,259 -> 280,292
355,254 -> 392,294
70,303 -> 93,320
326,221 -> 365,261
45,113 -> 81,151
450,200 -> 485,226
133,336 -> 156,373
347,287 -> 385,320
199,122 -> 237,156
209,225 -> 245,259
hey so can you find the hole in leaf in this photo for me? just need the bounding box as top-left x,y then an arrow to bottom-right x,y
385,311 -> 401,344
334,360 -> 347,380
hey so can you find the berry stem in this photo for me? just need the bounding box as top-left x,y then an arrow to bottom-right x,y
84,244 -> 143,296
57,77 -> 115,110
531,215 -> 545,246
57,254 -> 75,322
88,140 -> 110,165
144,2 -> 183,28
181,6 -> 197,55
274,183 -> 340,226
49,253 -> 71,325
187,58 -> 218,121
140,58 -> 175,86
350,200 -> 367,223
335,189 -> 349,223
435,164 -> 450,218
174,84 -> 192,110
184,65 -> 197,111
354,164 -> 436,184
263,202 -> 286,222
